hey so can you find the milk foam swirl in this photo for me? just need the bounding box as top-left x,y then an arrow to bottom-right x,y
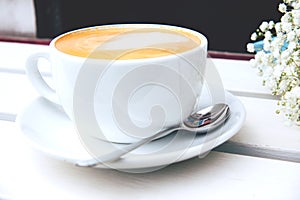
55,27 -> 201,59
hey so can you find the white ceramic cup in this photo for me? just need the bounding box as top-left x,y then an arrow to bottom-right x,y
26,24 -> 208,143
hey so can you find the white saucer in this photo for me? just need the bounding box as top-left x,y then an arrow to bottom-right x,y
17,91 -> 246,171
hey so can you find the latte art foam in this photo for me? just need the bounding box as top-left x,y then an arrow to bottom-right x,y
55,27 -> 201,60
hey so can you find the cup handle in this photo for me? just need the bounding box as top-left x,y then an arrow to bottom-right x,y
25,52 -> 60,104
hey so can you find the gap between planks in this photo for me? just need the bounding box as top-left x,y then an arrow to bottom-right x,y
214,140 -> 300,163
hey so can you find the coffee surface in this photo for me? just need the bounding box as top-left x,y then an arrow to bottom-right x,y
55,26 -> 201,60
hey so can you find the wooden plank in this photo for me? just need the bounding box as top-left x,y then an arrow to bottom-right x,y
0,72 -> 40,115
214,96 -> 300,162
0,70 -> 300,163
0,42 -> 48,71
233,96 -> 300,150
213,58 -> 271,96
215,140 -> 300,163
0,120 -> 300,199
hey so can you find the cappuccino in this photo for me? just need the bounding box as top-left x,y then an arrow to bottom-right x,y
55,26 -> 201,60
26,24 -> 208,143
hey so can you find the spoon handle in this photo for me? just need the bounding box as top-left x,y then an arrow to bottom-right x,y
76,103 -> 230,167
75,126 -> 178,167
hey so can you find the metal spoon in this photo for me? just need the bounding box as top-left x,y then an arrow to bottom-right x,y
76,103 -> 230,167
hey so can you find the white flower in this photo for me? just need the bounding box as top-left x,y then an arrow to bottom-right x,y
273,48 -> 281,58
292,9 -> 300,25
284,0 -> 293,4
279,3 -> 287,13
255,51 -> 265,60
274,65 -> 284,79
261,53 -> 272,66
251,32 -> 258,41
281,13 -> 291,23
275,22 -> 282,32
273,36 -> 282,43
292,87 -> 300,95
249,58 -> 257,67
294,2 -> 300,9
294,17 -> 300,25
296,28 -> 300,36
265,31 -> 273,40
287,30 -> 296,41
281,50 -> 291,60
269,20 -> 275,29
263,67 -> 273,79
282,21 -> 293,32
292,9 -> 300,18
280,86 -> 300,125
284,65 -> 295,76
283,0 -> 295,5
279,79 -> 288,93
259,21 -> 269,32
248,0 -> 300,125
288,41 -> 297,51
263,40 -> 271,51
247,43 -> 255,52
266,78 -> 277,89
276,32 -> 284,39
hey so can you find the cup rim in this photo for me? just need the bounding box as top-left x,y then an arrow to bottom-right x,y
49,23 -> 208,61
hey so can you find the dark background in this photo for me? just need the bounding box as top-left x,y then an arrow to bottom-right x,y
34,0 -> 282,53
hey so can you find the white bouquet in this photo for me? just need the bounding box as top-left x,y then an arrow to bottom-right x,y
247,0 -> 300,125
